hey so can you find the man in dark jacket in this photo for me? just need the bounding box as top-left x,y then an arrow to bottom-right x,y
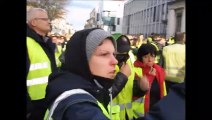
137,82 -> 185,120
27,8 -> 57,120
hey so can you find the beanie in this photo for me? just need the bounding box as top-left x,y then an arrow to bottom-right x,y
112,33 -> 131,53
86,29 -> 116,61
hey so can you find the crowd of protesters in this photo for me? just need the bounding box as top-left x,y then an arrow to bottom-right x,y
27,7 -> 185,120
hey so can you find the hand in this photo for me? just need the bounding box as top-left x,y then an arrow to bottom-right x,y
149,66 -> 156,76
139,75 -> 150,91
120,63 -> 131,77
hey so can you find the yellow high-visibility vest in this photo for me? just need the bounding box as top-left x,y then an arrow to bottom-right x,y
109,52 -> 138,120
27,37 -> 52,100
163,44 -> 185,83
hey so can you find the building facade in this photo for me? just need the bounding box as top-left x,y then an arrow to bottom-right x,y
84,0 -> 125,34
166,0 -> 185,38
122,0 -> 185,38
51,18 -> 74,39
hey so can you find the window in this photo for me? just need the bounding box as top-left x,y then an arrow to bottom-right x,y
96,13 -> 100,21
117,18 -> 120,25
111,25 -> 116,31
176,13 -> 182,32
153,7 -> 156,22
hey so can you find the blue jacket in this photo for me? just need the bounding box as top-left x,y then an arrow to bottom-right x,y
46,71 -> 110,120
137,82 -> 185,120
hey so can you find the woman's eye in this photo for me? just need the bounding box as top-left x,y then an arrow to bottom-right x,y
100,52 -> 109,56
144,56 -> 148,58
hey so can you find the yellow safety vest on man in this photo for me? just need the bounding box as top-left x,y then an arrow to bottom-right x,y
162,44 -> 185,83
27,37 -> 52,100
109,52 -> 137,120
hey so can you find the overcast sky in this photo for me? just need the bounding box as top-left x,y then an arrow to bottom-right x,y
64,0 -> 100,31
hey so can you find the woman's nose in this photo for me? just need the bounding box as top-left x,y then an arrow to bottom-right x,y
112,55 -> 118,65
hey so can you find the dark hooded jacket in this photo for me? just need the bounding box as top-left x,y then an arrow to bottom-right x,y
45,28 -> 128,120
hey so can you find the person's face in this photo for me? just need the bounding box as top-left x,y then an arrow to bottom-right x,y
158,38 -> 166,46
51,36 -> 59,44
142,53 -> 155,67
58,37 -> 65,44
32,11 -> 51,33
89,39 -> 118,79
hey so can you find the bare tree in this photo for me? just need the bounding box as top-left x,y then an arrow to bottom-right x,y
27,0 -> 68,21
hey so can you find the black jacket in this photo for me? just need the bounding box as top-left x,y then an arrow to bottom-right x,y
137,82 -> 185,120
45,28 -> 128,120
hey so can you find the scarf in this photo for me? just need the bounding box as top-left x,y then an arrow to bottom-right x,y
134,60 -> 165,113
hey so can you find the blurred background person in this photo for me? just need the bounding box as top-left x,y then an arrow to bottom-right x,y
133,44 -> 167,118
162,32 -> 185,93
110,33 -> 149,120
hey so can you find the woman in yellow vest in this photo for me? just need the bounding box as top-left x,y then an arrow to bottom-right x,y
133,44 -> 167,118
45,28 -> 133,120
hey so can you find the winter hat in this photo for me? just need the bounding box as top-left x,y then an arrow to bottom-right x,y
86,29 -> 116,61
112,33 -> 131,53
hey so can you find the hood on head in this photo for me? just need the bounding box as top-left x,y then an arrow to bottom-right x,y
63,28 -> 115,82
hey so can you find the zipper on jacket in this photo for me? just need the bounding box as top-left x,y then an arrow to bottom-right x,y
109,87 -> 112,119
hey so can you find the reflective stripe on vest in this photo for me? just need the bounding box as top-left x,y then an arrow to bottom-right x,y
27,37 -> 51,100
132,97 -> 145,118
46,89 -> 110,120
165,66 -> 185,83
27,76 -> 48,86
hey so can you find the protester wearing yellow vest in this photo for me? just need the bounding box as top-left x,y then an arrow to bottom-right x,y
27,8 -> 57,120
50,33 -> 63,68
45,28 -> 131,120
148,34 -> 165,66
167,36 -> 175,45
111,33 -> 149,120
162,32 -> 185,93
55,44 -> 63,67
133,44 -> 167,118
